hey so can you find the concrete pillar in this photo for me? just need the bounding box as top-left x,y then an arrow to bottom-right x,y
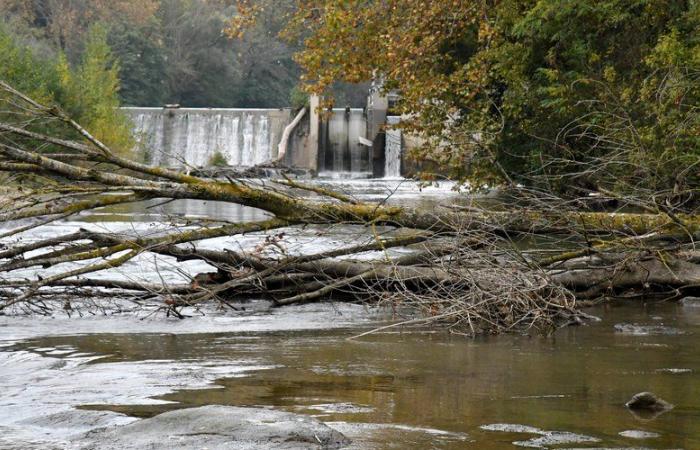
366,89 -> 388,142
367,86 -> 388,177
305,94 -> 321,172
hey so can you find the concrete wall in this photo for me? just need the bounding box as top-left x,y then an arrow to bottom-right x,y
123,93 -> 400,178
123,107 -> 292,168
283,96 -> 319,172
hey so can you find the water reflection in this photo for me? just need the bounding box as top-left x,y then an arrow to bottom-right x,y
81,179 -> 477,223
12,303 -> 700,449
83,198 -> 270,223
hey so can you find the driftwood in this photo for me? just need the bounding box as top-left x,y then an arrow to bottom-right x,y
1,80 -> 699,335
276,106 -> 307,163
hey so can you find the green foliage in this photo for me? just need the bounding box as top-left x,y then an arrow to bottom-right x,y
489,0 -> 700,195
2,1 -> 301,108
0,23 -> 57,104
109,24 -> 167,106
0,22 -> 134,156
289,85 -> 309,109
55,26 -> 134,155
290,0 -> 700,198
208,150 -> 229,167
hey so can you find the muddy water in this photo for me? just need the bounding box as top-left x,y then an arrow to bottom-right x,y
3,302 -> 698,449
2,181 -> 700,449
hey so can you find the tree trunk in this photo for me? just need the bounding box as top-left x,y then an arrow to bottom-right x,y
1,80 -> 698,335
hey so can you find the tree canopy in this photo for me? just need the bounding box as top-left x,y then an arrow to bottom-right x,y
0,22 -> 133,155
0,0 -> 303,108
275,0 -> 700,199
1,0 -> 698,200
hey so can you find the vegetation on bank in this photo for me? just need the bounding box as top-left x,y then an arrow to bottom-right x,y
0,24 -> 133,155
6,1 -> 696,203
0,1 -> 368,108
268,0 -> 700,201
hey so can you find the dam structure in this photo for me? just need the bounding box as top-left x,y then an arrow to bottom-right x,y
384,116 -> 403,178
124,107 -> 292,168
318,108 -> 370,178
123,91 -> 405,178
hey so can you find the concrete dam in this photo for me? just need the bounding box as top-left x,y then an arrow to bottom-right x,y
123,94 -> 404,178
124,107 -> 292,168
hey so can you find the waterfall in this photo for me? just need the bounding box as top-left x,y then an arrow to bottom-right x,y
220,116 -> 240,165
123,108 -> 290,168
384,116 -> 402,178
130,112 -> 165,166
255,115 -> 270,165
241,114 -> 255,166
319,108 -> 370,178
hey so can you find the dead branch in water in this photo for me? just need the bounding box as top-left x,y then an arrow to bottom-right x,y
1,80 -> 699,335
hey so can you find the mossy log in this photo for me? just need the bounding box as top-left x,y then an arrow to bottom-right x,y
1,79 -> 699,335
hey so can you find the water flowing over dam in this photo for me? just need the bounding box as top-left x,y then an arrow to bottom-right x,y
123,108 -> 292,168
384,116 -> 402,178
123,101 -> 405,178
318,108 -> 370,177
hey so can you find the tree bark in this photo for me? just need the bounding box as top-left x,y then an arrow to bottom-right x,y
1,80 -> 699,335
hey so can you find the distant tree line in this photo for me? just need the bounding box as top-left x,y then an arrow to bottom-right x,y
0,20 -> 133,154
0,0 -> 304,108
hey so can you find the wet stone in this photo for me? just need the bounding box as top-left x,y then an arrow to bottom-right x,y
625,392 -> 673,411
78,405 -> 350,450
480,423 -> 545,434
304,402 -> 375,414
680,296 -> 700,307
19,410 -> 135,434
512,431 -> 600,448
481,424 -> 600,448
655,368 -> 692,374
619,430 -> 661,439
613,324 -> 686,336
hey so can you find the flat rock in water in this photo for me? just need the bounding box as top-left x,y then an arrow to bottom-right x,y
619,430 -> 661,439
613,324 -> 685,336
625,392 -> 673,411
680,296 -> 700,307
19,410 -> 136,434
512,431 -> 600,447
78,405 -> 350,450
480,423 -> 545,434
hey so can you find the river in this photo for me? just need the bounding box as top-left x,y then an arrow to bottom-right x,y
0,180 -> 698,449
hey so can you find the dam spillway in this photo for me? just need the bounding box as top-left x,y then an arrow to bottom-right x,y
318,108 -> 370,177
123,107 -> 292,168
384,116 -> 402,178
123,101 -> 404,178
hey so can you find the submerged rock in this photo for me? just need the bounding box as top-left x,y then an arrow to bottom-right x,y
512,431 -> 600,448
680,296 -> 700,307
619,429 -> 661,439
625,392 -> 673,412
613,324 -> 685,336
480,423 -> 545,434
78,405 -> 350,450
655,368 -> 692,374
480,424 -> 600,448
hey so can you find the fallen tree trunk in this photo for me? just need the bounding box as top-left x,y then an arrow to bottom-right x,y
1,80 -> 699,335
550,252 -> 700,299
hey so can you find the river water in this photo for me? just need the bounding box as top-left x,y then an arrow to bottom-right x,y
1,180 -> 699,449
